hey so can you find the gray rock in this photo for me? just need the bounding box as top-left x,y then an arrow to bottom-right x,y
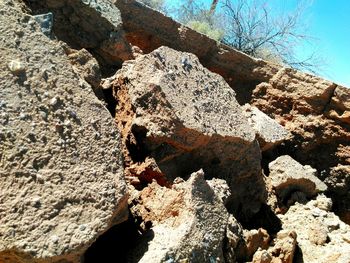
33,12 -> 53,37
0,2 -> 127,262
242,104 -> 289,151
112,46 -> 265,216
268,155 -> 327,201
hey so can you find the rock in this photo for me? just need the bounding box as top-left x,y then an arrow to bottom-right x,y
251,67 -> 350,224
0,2 -> 127,262
268,155 -> 327,202
112,46 -> 265,216
115,0 -> 279,104
224,215 -> 246,262
278,197 -> 350,263
244,228 -> 270,259
128,170 -> 229,262
26,0 -> 133,66
33,12 -> 53,37
242,104 -> 289,151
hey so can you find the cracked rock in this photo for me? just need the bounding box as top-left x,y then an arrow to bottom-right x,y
112,46 -> 266,216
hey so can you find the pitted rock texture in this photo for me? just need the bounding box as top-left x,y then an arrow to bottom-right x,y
128,170 -> 229,263
251,68 -> 350,222
277,195 -> 350,263
25,0 -> 133,67
268,155 -> 327,203
242,104 -> 290,151
111,46 -> 265,215
0,2 -> 127,262
115,0 -> 279,104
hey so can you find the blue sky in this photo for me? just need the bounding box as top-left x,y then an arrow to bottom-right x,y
166,0 -> 350,87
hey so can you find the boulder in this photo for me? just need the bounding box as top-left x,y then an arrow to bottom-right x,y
242,104 -> 289,151
128,170 -> 229,262
268,155 -> 327,202
0,2 -> 127,262
111,46 -> 265,215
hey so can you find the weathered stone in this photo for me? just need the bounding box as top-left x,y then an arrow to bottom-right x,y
278,197 -> 350,263
112,46 -> 265,216
244,228 -> 270,259
26,0 -> 133,66
224,215 -> 246,262
128,170 -> 229,262
242,104 -> 290,151
115,0 -> 279,104
0,2 -> 127,262
268,155 -> 327,202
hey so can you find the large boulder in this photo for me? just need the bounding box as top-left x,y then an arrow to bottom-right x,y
128,170 -> 230,262
0,1 -> 127,262
110,46 -> 266,215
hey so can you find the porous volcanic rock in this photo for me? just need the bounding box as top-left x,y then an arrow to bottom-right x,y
268,155 -> 327,199
251,67 -> 350,222
128,170 -> 229,262
277,195 -> 350,263
242,104 -> 289,151
0,1 -> 127,262
111,46 -> 265,215
25,0 -> 133,66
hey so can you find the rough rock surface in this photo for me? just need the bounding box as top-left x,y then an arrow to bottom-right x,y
0,2 -> 127,262
26,0 -> 133,67
278,195 -> 350,263
268,155 -> 327,205
251,68 -> 350,222
111,46 -> 265,215
242,104 -> 289,151
128,170 -> 229,262
252,230 -> 297,263
115,0 -> 279,104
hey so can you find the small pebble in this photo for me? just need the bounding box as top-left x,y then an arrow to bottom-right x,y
8,60 -> 26,75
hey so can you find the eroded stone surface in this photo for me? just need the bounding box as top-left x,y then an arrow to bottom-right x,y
111,46 -> 265,215
0,2 -> 127,262
277,196 -> 350,263
268,155 -> 327,203
128,170 -> 229,262
242,104 -> 290,151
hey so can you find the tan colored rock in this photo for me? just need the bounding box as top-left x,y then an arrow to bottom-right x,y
278,196 -> 350,263
112,46 -> 265,215
242,104 -> 290,151
0,2 -> 127,262
244,228 -> 270,259
268,155 -> 327,204
252,230 -> 297,263
128,170 -> 229,262
26,0 -> 133,65
115,0 -> 279,104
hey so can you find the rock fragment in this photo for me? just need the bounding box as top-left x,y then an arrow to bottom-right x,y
242,104 -> 289,151
128,170 -> 229,262
268,155 -> 327,203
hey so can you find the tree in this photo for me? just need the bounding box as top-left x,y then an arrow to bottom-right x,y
173,0 -> 323,73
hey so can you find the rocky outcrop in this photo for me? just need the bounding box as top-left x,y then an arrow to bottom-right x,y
115,0 -> 279,104
109,46 -> 266,216
0,1 -> 127,262
251,68 -> 350,223
242,104 -> 289,151
128,170 -> 230,262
